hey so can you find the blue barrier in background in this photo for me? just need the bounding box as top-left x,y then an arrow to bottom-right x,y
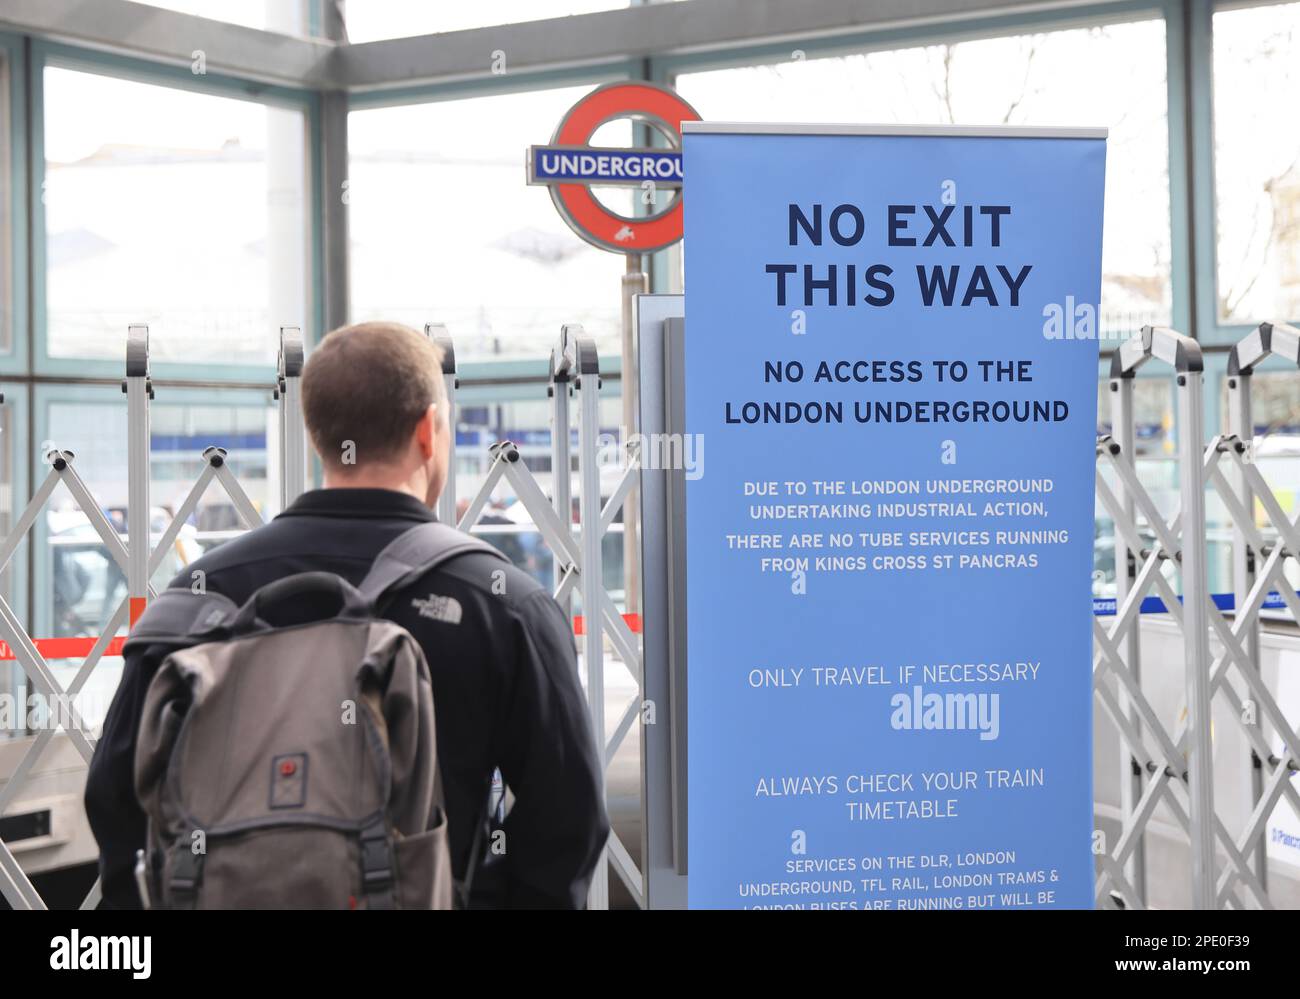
1092,590 -> 1300,615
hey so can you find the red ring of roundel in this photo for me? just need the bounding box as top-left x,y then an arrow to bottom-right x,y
552,82 -> 700,253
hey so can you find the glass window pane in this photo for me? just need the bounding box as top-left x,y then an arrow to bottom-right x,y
1093,377 -> 1177,598
348,87 -> 626,361
1240,369 -> 1300,438
344,1 -> 626,42
1213,1 -> 1300,324
1232,369 -> 1300,599
675,18 -> 1173,338
41,392 -> 277,634
36,391 -> 276,729
454,390 -> 625,600
42,67 -> 310,367
1096,376 -> 1176,455
0,400 -> 20,739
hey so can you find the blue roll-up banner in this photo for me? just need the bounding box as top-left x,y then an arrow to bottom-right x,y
682,123 -> 1106,910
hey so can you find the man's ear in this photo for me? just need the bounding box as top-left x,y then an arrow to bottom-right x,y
415,404 -> 438,460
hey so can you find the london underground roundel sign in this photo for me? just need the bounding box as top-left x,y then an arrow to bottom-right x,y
527,81 -> 701,254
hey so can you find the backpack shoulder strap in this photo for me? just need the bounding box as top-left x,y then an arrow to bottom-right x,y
360,521 -> 507,607
122,587 -> 240,656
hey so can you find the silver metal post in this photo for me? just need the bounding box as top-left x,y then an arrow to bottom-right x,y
277,326 -> 307,510
634,296 -> 689,908
1175,361 -> 1216,910
425,324 -> 458,526
1108,325 -> 1214,909
318,0 -> 349,333
1224,320 -> 1300,893
550,342 -> 574,620
569,323 -> 608,910
1225,368 -> 1264,890
124,325 -> 151,629
1109,372 -> 1146,905
621,257 -> 648,620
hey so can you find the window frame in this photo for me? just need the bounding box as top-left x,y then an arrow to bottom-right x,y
29,40 -> 323,382
0,33 -> 29,375
652,0 -> 1191,343
1200,0 -> 1300,344
0,380 -> 31,624
345,61 -> 639,376
1,0 -> 1292,632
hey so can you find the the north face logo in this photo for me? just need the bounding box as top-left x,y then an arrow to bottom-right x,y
411,593 -> 463,624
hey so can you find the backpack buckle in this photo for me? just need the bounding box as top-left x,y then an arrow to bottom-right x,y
361,847 -> 392,888
360,820 -> 395,908
169,844 -> 204,908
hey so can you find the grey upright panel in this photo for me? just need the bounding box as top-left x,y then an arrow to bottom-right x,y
637,294 -> 688,909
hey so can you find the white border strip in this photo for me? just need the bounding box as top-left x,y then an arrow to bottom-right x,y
682,121 -> 1108,139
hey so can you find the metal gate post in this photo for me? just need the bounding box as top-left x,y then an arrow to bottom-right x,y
1224,348 -> 1265,891
1107,369 -> 1147,905
453,325 -> 643,907
568,323 -> 608,910
634,295 -> 689,908
425,324 -> 458,526
1102,325 -> 1214,909
277,326 -> 307,510
550,340 -> 574,620
620,260 -> 647,620
1227,320 -> 1300,893
1171,338 -> 1216,910
124,325 -> 152,628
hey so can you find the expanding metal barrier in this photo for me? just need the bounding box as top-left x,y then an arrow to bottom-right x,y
1095,322 -> 1300,911
0,322 -> 643,912
1220,322 -> 1300,907
6,317 -> 1296,911
1094,325 -> 1214,910
452,324 -> 645,910
0,326 -> 304,909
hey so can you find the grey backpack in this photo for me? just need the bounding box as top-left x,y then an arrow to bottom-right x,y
127,522 -> 506,910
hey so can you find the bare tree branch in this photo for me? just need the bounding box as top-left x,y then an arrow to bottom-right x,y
1000,38 -> 1041,124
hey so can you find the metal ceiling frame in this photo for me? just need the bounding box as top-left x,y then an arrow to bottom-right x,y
0,0 -> 1146,94
0,0 -> 335,89
0,0 -> 1189,338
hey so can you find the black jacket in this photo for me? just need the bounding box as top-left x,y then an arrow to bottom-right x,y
84,488 -> 609,909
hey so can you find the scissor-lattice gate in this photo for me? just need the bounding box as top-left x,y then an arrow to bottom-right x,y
3,319 -> 1299,910
1094,323 -> 1300,910
447,324 -> 646,910
0,326 -> 300,909
0,322 -> 645,911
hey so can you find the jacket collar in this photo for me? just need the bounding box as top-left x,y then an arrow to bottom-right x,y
277,488 -> 437,523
